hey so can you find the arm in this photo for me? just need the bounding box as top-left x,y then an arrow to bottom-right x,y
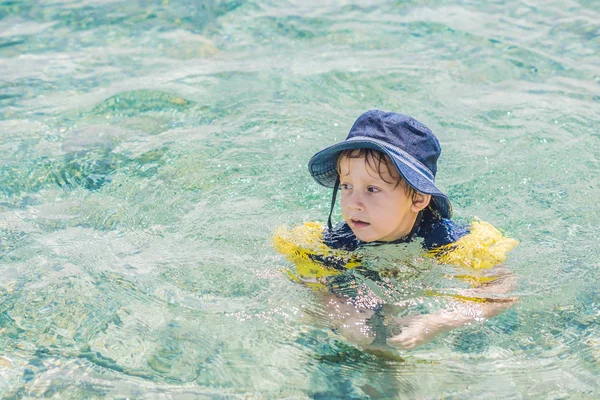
387,264 -> 518,349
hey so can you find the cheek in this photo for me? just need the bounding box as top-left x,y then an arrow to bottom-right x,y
374,203 -> 398,221
375,197 -> 407,220
339,194 -> 351,217
371,195 -> 396,210
339,193 -> 349,207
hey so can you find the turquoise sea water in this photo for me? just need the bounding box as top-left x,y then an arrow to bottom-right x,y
1,0 -> 599,398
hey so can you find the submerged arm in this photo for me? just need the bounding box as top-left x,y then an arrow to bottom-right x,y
388,264 -> 518,349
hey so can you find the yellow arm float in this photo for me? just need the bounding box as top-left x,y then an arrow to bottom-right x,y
272,221 -> 360,282
428,219 -> 519,270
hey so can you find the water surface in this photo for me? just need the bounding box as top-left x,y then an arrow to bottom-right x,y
1,0 -> 599,398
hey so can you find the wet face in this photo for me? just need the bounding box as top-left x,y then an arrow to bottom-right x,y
338,153 -> 431,242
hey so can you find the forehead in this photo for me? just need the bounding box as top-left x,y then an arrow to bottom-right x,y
338,153 -> 399,182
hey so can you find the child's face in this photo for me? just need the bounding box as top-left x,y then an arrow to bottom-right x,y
338,155 -> 423,242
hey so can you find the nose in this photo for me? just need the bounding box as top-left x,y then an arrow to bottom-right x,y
344,191 -> 364,211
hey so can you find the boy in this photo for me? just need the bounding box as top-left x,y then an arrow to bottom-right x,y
274,110 -> 517,350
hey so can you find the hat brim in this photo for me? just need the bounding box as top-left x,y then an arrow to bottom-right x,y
308,139 -> 453,219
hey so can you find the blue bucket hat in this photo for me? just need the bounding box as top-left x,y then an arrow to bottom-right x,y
308,110 -> 452,228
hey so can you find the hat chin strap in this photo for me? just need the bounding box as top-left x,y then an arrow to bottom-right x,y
327,177 -> 340,231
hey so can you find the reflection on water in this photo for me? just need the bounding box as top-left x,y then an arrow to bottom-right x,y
1,0 -> 599,398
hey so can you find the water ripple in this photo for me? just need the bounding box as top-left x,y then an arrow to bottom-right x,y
1,0 -> 599,397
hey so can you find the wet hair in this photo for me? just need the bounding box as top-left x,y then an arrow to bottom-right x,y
336,148 -> 420,202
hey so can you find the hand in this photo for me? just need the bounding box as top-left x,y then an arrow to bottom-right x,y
387,295 -> 518,350
387,314 -> 443,349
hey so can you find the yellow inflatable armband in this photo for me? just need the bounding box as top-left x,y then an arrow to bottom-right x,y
429,219 -> 518,270
273,219 -> 518,291
272,221 -> 360,281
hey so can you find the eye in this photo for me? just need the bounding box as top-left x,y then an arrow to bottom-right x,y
367,186 -> 381,193
340,183 -> 352,190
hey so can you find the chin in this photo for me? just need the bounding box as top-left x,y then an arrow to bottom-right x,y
351,230 -> 377,243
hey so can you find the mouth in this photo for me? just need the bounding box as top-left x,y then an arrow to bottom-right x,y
350,218 -> 370,229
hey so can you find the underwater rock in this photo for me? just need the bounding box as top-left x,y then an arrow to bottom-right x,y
1,90 -> 186,198
62,125 -> 141,153
0,145 -> 168,198
90,90 -> 195,116
147,353 -> 173,374
0,356 -> 13,368
78,346 -> 153,380
158,31 -> 219,59
50,149 -> 124,190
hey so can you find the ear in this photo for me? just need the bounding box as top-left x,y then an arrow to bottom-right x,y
410,193 -> 431,213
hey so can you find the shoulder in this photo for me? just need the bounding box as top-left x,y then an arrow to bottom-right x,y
417,210 -> 469,250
